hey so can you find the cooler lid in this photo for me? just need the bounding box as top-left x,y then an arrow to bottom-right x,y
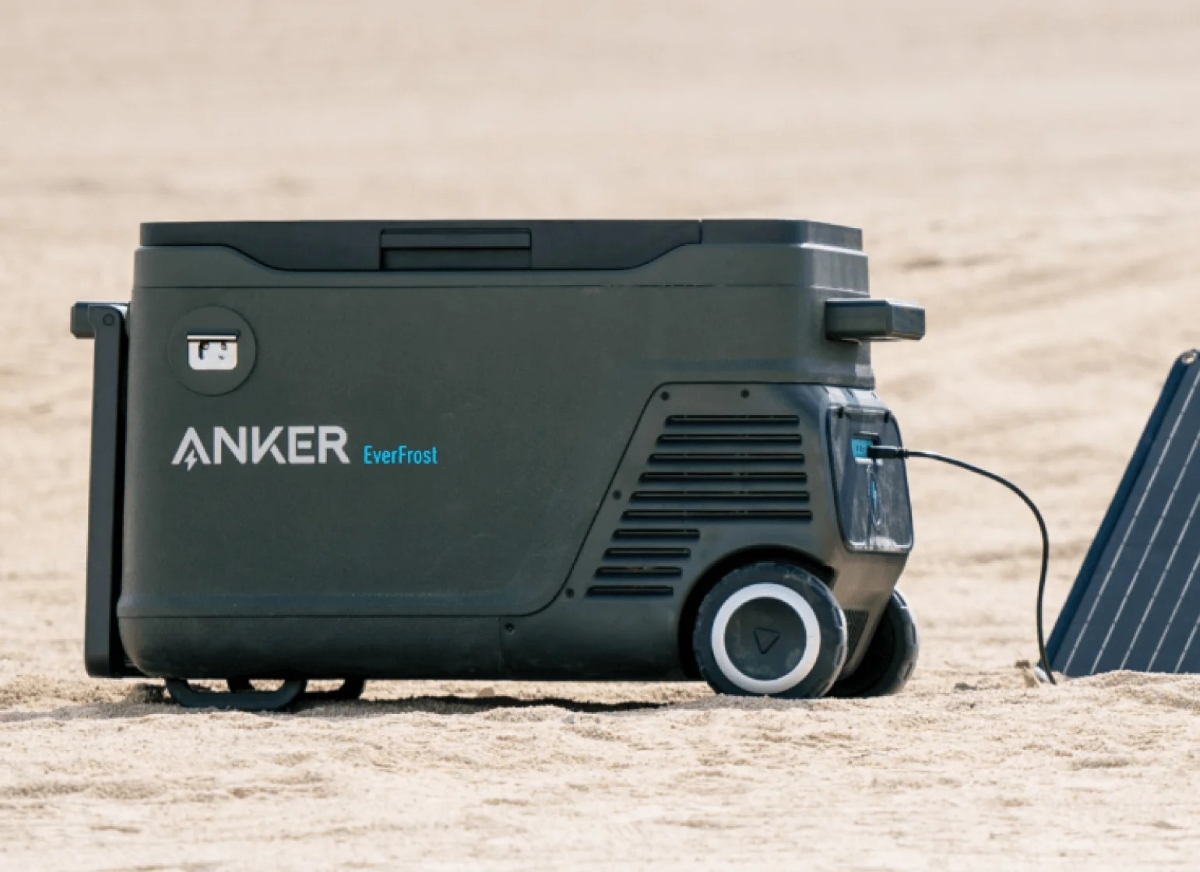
139,219 -> 861,272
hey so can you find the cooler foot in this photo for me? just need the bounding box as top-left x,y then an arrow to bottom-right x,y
227,678 -> 365,702
303,679 -> 366,701
165,678 -> 307,712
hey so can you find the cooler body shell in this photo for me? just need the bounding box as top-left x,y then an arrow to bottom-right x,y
81,220 -> 914,682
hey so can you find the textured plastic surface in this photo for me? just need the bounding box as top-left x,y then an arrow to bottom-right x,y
1049,350 -> 1200,676
77,219 -> 916,683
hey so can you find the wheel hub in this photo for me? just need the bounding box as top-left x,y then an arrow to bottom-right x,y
724,596 -> 807,680
709,581 -> 823,695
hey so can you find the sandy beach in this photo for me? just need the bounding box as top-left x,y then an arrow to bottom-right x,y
2,1 -> 1199,868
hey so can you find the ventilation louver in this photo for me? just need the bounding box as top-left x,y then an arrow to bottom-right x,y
844,609 -> 870,660
588,415 -> 811,598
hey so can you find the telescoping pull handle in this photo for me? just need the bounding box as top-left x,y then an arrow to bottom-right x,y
825,299 -> 925,342
70,301 -> 137,677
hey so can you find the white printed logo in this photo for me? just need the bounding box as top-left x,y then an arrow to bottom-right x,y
172,426 -> 350,471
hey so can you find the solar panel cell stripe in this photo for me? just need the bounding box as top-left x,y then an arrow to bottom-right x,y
1116,429 -> 1200,669
1121,484 -> 1200,670
1175,611 -> 1200,672
1154,546 -> 1200,671
1091,399 -> 1200,673
1128,377 -> 1200,673
1061,369 -> 1200,673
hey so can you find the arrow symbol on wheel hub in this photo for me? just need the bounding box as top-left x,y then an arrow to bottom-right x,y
754,627 -> 781,655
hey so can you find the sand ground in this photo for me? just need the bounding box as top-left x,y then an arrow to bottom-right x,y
2,1 -> 1200,869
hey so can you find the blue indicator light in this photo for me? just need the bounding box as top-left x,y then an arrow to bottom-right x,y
851,438 -> 873,459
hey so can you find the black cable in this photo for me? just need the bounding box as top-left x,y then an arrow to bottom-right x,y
867,445 -> 1056,685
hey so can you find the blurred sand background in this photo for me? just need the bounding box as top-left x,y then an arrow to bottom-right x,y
2,1 -> 1200,869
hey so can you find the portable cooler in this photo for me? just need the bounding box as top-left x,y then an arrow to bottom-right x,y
72,219 -> 925,709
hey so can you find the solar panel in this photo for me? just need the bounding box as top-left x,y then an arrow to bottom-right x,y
1049,350 -> 1200,677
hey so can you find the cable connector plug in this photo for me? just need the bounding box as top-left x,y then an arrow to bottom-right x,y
867,445 -> 908,460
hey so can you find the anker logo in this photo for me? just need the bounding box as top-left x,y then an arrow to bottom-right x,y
172,426 -> 350,471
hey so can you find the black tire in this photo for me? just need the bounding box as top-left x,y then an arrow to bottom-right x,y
692,561 -> 848,699
828,589 -> 919,698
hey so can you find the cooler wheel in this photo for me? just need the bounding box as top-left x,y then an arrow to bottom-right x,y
692,561 -> 848,699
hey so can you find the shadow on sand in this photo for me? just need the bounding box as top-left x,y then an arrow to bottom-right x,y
0,688 -> 672,723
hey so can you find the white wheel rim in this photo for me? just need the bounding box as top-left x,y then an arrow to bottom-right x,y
710,582 -> 822,695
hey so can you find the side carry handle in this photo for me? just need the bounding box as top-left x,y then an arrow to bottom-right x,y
825,299 -> 925,342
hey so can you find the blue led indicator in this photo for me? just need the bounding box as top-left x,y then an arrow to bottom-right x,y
851,438 -> 873,459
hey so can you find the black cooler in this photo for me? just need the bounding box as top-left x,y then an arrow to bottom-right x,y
72,220 -> 925,709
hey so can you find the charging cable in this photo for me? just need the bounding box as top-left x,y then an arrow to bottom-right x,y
867,445 -> 1056,685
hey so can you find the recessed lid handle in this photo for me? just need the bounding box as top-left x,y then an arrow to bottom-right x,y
380,230 -> 531,250
379,229 -> 532,270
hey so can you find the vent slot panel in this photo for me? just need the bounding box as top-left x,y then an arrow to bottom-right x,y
664,415 -> 800,427
596,531 -> 694,587
623,508 -> 812,522
604,547 -> 692,560
594,566 -> 683,580
845,610 -> 870,659
657,434 -> 802,446
640,471 -> 806,484
635,414 -> 810,524
647,453 -> 804,466
611,528 -> 700,541
586,585 -> 675,599
590,411 -> 814,595
630,490 -> 809,504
